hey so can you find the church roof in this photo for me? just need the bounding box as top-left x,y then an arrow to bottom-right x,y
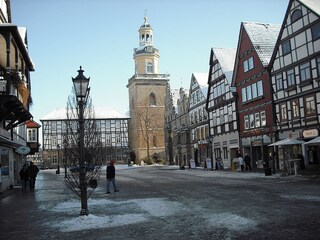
41,107 -> 129,121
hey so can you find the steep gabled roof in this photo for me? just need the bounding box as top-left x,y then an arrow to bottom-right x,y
268,0 -> 320,69
193,73 -> 208,97
212,48 -> 236,85
300,0 -> 320,15
243,22 -> 281,67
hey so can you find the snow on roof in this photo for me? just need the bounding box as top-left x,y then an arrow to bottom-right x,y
193,73 -> 208,98
212,48 -> 236,85
300,0 -> 320,15
171,88 -> 180,110
41,107 -> 129,121
243,22 -> 281,66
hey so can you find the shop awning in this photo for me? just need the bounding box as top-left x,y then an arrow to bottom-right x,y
268,138 -> 304,146
304,136 -> 320,146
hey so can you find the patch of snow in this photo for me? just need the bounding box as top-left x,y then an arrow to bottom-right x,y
52,213 -> 146,232
133,198 -> 183,217
280,194 -> 320,201
206,213 -> 257,231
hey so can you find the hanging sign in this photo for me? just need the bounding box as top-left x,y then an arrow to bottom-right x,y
16,146 -> 31,155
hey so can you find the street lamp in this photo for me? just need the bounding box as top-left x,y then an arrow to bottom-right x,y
72,66 -> 90,216
56,144 -> 60,174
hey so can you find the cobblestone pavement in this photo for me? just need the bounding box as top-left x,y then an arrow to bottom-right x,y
1,166 -> 320,240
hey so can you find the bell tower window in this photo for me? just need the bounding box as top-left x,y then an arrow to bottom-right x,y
147,62 -> 154,73
149,93 -> 156,106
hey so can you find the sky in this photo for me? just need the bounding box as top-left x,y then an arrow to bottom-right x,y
11,0 -> 289,125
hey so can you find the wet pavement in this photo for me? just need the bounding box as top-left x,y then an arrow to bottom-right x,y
1,166 -> 320,240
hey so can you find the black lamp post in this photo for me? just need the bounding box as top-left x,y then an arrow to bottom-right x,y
56,144 -> 60,174
72,66 -> 90,216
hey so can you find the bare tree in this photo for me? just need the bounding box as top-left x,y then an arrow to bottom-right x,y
134,98 -> 164,162
63,89 -> 103,198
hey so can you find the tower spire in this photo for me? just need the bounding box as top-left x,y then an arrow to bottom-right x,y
144,9 -> 148,23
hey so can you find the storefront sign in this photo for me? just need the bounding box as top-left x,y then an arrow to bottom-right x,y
302,129 -> 319,139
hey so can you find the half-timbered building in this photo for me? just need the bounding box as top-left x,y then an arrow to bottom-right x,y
188,73 -> 209,166
269,0 -> 320,168
232,22 -> 281,169
0,0 -> 36,192
40,107 -> 130,169
207,48 -> 237,169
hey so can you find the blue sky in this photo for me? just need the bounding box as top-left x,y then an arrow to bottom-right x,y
11,0 -> 288,124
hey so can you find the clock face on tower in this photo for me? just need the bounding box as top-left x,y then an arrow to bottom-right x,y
146,46 -> 153,52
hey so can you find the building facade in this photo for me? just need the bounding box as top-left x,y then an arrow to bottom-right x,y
40,107 -> 129,169
0,0 -> 36,192
207,48 -> 238,169
188,73 -> 209,167
269,0 -> 320,168
127,16 -> 169,164
232,22 -> 281,169
165,87 -> 190,167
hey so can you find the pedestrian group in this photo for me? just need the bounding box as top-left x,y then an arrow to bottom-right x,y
19,161 -> 39,192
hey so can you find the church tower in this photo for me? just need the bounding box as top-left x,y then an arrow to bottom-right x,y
127,15 -> 169,164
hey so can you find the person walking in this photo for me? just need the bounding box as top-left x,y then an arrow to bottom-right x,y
19,164 -> 29,192
106,160 -> 119,194
239,155 -> 244,172
27,162 -> 39,190
244,153 -> 252,171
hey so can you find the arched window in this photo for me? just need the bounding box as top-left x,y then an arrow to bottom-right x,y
147,62 -> 154,73
153,135 -> 157,147
149,93 -> 156,106
291,9 -> 302,23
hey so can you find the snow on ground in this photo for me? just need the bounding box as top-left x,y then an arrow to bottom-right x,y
280,194 -> 320,201
48,197 -> 259,233
206,213 -> 257,231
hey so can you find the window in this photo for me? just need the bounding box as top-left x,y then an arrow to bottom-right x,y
311,22 -> 320,41
260,111 -> 266,126
304,95 -> 316,116
242,88 -> 247,102
244,116 -> 249,129
300,62 -> 311,81
291,9 -> 302,23
27,129 -> 37,142
276,74 -> 283,90
282,40 -> 291,55
244,57 -> 254,72
147,62 -> 154,73
257,81 -> 263,96
287,69 -> 295,86
255,113 -> 260,128
249,114 -> 254,128
317,57 -> 320,77
252,82 -> 257,99
116,134 -> 121,144
246,86 -> 252,101
292,100 -> 300,118
153,136 -> 157,147
280,103 -> 287,121
149,93 -> 156,106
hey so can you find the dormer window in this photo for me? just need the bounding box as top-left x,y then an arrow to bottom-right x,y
291,9 -> 302,23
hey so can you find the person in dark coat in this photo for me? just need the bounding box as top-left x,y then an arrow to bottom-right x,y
106,160 -> 119,194
244,153 -> 252,171
19,164 -> 29,192
27,162 -> 39,190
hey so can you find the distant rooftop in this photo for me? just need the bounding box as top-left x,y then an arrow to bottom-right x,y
41,107 -> 129,121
